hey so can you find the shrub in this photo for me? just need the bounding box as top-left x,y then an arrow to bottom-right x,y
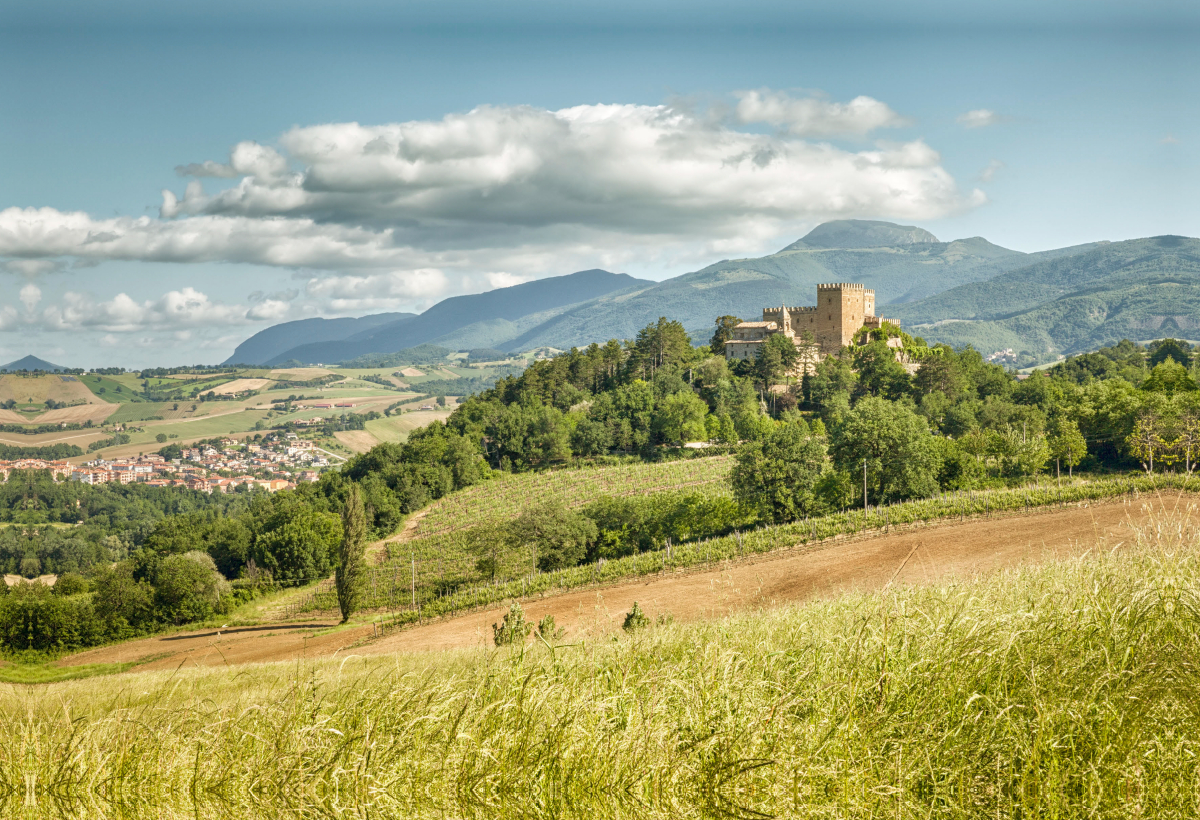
535,614 -> 564,642
622,602 -> 650,632
493,602 -> 532,647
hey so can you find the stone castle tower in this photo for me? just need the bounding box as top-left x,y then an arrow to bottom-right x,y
724,283 -> 892,369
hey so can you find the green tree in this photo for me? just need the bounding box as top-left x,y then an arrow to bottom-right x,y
468,523 -> 517,582
853,340 -> 910,400
830,397 -> 941,504
509,501 -> 598,572
155,433 -> 168,443
152,551 -> 227,625
1048,417 -> 1087,478
756,333 -> 799,390
710,315 -> 742,355
254,501 -> 342,583
335,484 -> 368,623
1141,360 -> 1198,396
1127,412 -> 1166,473
731,424 -> 827,523
717,413 -> 738,445
1148,338 -> 1191,368
653,390 -> 709,443
913,349 -> 968,401
632,317 -> 692,377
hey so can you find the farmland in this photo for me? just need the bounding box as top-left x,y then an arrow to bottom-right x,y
0,360 -> 513,461
20,500 -> 1198,818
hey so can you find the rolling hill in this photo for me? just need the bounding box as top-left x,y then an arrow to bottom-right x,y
224,312 -> 414,366
888,235 -> 1200,363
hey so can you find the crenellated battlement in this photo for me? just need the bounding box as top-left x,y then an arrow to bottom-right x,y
817,282 -> 866,291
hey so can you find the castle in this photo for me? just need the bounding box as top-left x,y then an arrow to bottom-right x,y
723,283 -> 900,371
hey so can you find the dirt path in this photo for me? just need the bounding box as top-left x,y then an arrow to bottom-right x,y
59,498 -> 1165,672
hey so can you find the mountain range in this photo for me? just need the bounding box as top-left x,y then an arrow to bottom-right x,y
226,220 -> 1196,367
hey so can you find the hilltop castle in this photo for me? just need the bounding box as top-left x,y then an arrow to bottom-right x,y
723,283 -> 900,371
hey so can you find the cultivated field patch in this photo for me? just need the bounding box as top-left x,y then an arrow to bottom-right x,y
0,374 -> 105,405
210,378 -> 273,395
36,404 -> 118,424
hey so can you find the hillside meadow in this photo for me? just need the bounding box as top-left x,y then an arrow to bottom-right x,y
1,500 -> 1194,819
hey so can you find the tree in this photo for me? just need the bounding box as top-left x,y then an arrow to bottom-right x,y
1127,412 -> 1166,473
1141,360 -> 1198,396
152,551 -> 227,625
1148,338 -> 1191,368
508,501 -> 597,571
633,317 -> 692,376
853,340 -> 910,401
914,350 -> 969,401
1048,417 -> 1087,478
830,397 -> 941,504
653,390 -> 709,443
756,333 -> 800,392
468,523 -> 516,582
335,484 -> 368,623
254,501 -> 342,583
731,423 -> 827,523
156,433 -> 168,443
710,315 -> 742,355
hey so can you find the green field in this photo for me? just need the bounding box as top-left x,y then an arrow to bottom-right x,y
7,506 -> 1192,818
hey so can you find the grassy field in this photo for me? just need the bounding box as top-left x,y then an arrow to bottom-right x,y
4,504 -> 1193,818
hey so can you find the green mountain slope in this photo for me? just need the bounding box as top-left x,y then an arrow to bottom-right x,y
890,236 -> 1200,362
501,221 -> 1053,351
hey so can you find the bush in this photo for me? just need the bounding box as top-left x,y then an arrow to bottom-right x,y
622,602 -> 651,632
493,602 -> 532,647
52,572 -> 89,596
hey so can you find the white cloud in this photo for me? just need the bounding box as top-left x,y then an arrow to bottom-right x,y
957,109 -> 1001,129
2,93 -> 984,317
303,269 -> 449,312
734,89 -> 909,136
1160,134 -> 1179,145
38,287 -> 268,333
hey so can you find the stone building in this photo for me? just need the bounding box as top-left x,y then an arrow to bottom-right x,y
723,283 -> 900,372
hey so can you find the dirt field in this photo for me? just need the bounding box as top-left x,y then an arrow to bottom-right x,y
36,404 -> 118,424
60,498 -> 1165,672
398,367 -> 425,377
210,378 -> 273,395
334,430 -> 382,452
0,410 -> 26,423
0,374 -> 105,406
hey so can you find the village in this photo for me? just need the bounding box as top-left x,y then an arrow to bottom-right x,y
0,430 -> 335,492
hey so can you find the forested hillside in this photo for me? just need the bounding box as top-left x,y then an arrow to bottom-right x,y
891,235 -> 1200,364
4,314 -> 1197,656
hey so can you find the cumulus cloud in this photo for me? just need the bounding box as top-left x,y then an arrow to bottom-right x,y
303,269 -> 450,312
957,109 -> 1001,129
734,89 -> 909,136
3,93 -> 984,317
37,287 -> 271,333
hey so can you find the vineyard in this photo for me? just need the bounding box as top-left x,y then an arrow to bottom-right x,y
294,472 -> 1200,623
408,456 -> 735,539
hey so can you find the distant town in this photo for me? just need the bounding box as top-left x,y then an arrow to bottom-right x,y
0,429 -> 335,492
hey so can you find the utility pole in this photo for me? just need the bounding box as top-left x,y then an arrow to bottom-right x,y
863,459 -> 868,512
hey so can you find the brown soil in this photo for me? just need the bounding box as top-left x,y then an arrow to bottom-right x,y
60,497 -> 1167,672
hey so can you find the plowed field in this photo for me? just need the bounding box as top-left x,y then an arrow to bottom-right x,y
59,496 -> 1169,672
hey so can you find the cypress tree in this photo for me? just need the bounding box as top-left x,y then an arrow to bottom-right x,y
336,484 -> 367,623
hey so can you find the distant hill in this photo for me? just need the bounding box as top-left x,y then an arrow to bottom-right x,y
250,269 -> 651,366
494,221 -> 1091,352
223,312 -> 414,366
888,235 -> 1200,363
225,219 -> 1145,366
0,355 -> 69,372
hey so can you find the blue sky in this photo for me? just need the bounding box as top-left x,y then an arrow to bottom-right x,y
1,0 -> 1196,367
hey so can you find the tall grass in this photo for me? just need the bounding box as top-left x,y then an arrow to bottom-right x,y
2,496 -> 1196,818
